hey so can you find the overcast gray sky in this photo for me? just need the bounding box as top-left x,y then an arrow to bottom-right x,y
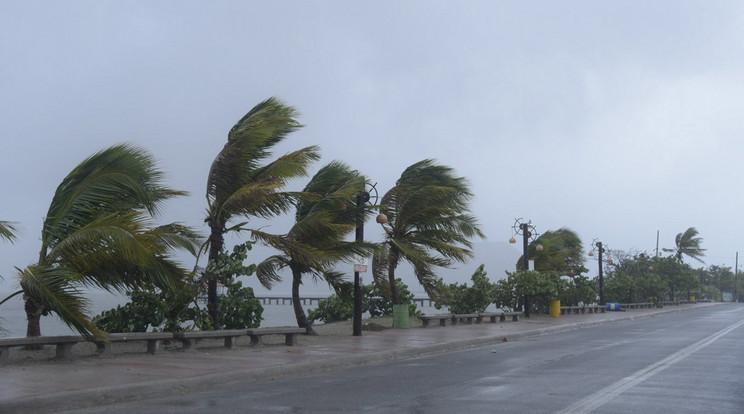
2,1 -> 744,296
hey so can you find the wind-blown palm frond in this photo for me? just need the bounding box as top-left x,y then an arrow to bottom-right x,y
375,159 -> 484,304
255,255 -> 290,288
19,265 -> 105,340
0,221 -> 19,243
41,144 -> 185,254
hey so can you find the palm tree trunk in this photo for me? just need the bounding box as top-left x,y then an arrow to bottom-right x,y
291,269 -> 316,335
24,298 -> 44,349
387,246 -> 400,305
207,226 -> 224,330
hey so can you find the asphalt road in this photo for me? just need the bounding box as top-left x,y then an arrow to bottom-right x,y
67,304 -> 744,413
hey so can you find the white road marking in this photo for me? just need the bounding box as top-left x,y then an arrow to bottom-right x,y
557,317 -> 744,414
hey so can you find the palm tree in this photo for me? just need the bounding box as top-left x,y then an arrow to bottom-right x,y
2,144 -> 199,339
373,159 -> 485,304
665,227 -> 706,263
251,161 -> 375,334
203,97 -> 320,328
521,228 -> 588,276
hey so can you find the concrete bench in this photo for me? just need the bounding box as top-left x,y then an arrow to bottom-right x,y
173,329 -> 247,350
501,312 -> 521,322
245,328 -> 306,346
585,305 -> 605,314
477,312 -> 504,323
419,315 -> 453,327
95,332 -> 174,355
1,335 -> 83,364
451,314 -> 479,325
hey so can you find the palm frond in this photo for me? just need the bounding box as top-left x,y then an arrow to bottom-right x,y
206,98 -> 310,215
18,265 -> 106,340
255,256 -> 289,288
42,144 -> 185,250
0,221 -> 19,243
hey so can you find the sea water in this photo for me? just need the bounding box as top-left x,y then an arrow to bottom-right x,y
0,288 -> 452,338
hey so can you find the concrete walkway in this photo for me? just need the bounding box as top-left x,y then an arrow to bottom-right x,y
0,304 -> 720,413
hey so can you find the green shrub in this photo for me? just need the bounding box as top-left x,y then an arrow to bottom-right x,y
307,279 -> 420,324
446,264 -> 494,314
93,289 -> 168,333
308,294 -> 353,324
365,279 -> 418,317
94,281 -> 263,332
493,270 -> 559,314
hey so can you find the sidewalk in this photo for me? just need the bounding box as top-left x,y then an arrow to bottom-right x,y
0,304 -> 720,413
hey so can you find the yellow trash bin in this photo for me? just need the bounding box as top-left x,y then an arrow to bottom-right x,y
549,300 -> 561,317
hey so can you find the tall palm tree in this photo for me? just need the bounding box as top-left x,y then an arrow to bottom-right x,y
665,227 -> 706,263
3,144 -> 199,339
203,97 -> 320,328
373,159 -> 485,304
251,161 -> 375,334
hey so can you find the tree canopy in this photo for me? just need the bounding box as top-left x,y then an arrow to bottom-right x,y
373,159 -> 484,304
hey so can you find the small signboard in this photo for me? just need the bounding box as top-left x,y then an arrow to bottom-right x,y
354,264 -> 368,273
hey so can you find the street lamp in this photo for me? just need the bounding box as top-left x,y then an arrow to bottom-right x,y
588,239 -> 610,305
353,183 -> 385,337
509,218 -> 542,317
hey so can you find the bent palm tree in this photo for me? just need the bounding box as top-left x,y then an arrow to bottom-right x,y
251,161 -> 375,334
665,227 -> 706,263
5,144 -> 199,339
204,97 -> 320,328
373,160 -> 485,304
523,228 -> 588,276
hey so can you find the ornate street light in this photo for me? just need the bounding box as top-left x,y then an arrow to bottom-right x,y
353,183 -> 382,336
509,218 -> 542,317
588,239 -> 609,305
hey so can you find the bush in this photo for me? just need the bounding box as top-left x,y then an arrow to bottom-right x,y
307,279 -> 420,324
493,270 -> 559,314
93,289 -> 168,333
94,281 -> 263,332
365,279 -> 418,317
308,294 -> 353,324
445,264 -> 494,314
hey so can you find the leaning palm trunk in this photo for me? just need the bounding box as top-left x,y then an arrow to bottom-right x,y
207,226 -> 225,329
291,268 -> 316,335
387,247 -> 401,305
24,299 -> 44,349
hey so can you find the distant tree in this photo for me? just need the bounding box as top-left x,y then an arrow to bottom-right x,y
252,161 -> 374,334
1,144 -> 199,340
373,160 -> 484,304
518,228 -> 588,276
202,97 -> 319,329
604,252 -> 665,303
651,256 -> 698,301
664,227 -> 706,263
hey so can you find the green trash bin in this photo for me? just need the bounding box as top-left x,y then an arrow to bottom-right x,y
393,304 -> 410,329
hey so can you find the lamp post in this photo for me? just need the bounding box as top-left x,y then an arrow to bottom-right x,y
588,239 -> 611,305
352,184 -> 385,337
509,218 -> 542,317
